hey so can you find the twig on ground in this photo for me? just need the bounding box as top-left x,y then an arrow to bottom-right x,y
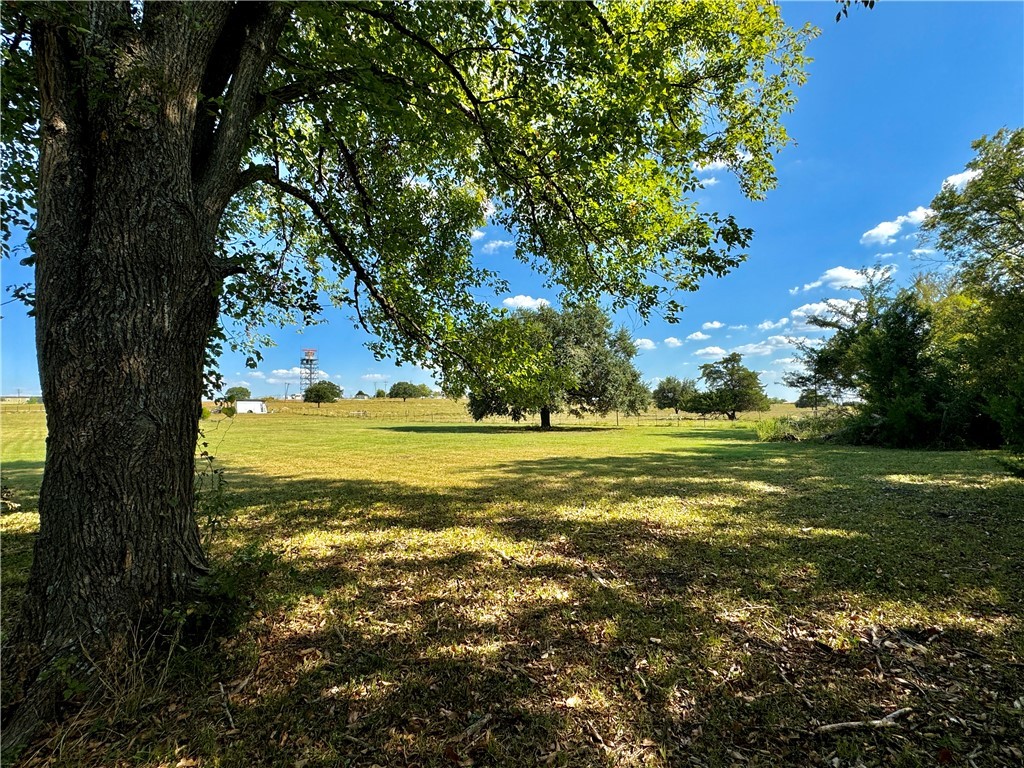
218,683 -> 236,730
459,713 -> 492,742
815,707 -> 913,734
778,667 -> 814,709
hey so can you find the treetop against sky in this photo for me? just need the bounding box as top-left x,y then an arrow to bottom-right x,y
1,2 -> 1021,401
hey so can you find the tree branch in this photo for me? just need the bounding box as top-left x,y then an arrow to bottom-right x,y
197,3 -> 288,230
252,173 -> 483,379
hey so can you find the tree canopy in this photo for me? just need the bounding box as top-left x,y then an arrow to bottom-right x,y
696,353 -> 769,420
304,380 -> 343,407
652,376 -> 698,414
2,2 -> 813,384
224,386 -> 251,402
795,389 -> 831,409
467,304 -> 649,428
388,381 -> 432,401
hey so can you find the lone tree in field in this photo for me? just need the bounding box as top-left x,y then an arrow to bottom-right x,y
223,386 -> 251,403
0,1 -> 811,750
697,353 -> 769,420
388,381 -> 431,401
467,304 -> 650,429
653,376 -> 698,414
304,380 -> 343,408
795,389 -> 831,409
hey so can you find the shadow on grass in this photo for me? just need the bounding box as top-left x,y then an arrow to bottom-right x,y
10,435 -> 1024,767
0,460 -> 44,516
378,424 -> 618,434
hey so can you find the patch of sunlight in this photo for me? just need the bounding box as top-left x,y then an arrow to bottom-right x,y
882,472 -> 1018,490
821,599 -> 1016,635
0,512 -> 38,533
766,456 -> 790,465
737,479 -> 789,494
785,524 -> 869,540
534,584 -> 574,602
426,638 -> 507,661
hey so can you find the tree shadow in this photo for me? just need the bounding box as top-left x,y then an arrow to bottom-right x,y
9,434 -> 1024,766
378,424 -> 617,434
0,460 -> 44,515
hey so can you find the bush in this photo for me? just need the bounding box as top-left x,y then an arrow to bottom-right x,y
755,410 -> 851,442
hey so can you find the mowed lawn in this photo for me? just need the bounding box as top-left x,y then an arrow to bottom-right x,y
1,407 -> 1022,767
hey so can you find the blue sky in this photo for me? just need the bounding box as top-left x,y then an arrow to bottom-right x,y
2,2 -> 1022,400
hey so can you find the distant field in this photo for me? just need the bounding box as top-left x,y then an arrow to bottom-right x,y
202,397 -> 801,426
1,409 -> 1021,767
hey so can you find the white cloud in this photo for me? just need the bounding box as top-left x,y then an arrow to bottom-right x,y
765,334 -> 802,348
694,159 -> 729,172
790,299 -> 858,329
797,265 -> 895,295
635,338 -> 656,351
693,151 -> 752,174
503,294 -> 550,310
700,176 -> 720,187
792,266 -> 876,295
875,252 -> 896,260
702,320 -> 724,330
694,346 -> 727,357
757,318 -> 789,331
791,301 -> 836,320
911,248 -> 936,256
905,207 -> 931,225
943,169 -> 981,189
820,266 -> 865,289
482,239 -> 513,253
687,331 -> 711,341
731,335 -> 803,357
361,373 -> 388,381
860,206 -> 934,246
664,337 -> 683,348
250,371 -> 266,379
731,342 -> 774,356
470,229 -> 485,241
267,366 -> 330,385
771,357 -> 800,367
729,324 -> 747,330
788,286 -> 801,296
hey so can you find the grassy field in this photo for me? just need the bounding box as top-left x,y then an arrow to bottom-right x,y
1,407 -> 1022,767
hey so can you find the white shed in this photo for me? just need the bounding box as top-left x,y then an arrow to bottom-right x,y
234,399 -> 268,414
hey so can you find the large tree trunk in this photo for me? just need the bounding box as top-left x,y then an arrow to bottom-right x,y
1,5 -> 261,757
540,406 -> 552,429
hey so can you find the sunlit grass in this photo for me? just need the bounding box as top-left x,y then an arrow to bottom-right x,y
1,408 -> 1022,767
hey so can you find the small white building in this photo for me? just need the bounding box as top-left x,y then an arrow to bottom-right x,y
234,399 -> 268,414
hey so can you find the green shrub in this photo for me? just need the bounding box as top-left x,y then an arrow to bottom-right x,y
755,410 -> 851,442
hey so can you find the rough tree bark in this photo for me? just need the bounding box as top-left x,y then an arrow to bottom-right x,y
540,406 -> 552,430
2,4 -> 284,758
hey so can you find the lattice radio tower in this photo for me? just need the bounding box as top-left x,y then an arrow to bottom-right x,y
299,348 -> 318,393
